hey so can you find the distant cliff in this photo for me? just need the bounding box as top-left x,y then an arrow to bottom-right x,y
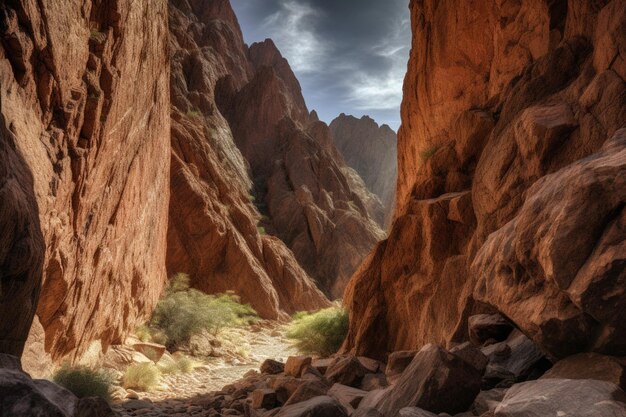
330,113 -> 398,223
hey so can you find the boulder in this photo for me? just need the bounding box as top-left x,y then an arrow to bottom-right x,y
0,368 -> 75,416
385,351 -> 417,384
267,376 -> 303,404
494,379 -> 626,417
472,389 -> 508,415
468,315 -> 514,346
357,357 -> 383,374
541,353 -> 626,389
102,346 -> 152,371
75,397 -> 118,417
284,380 -> 330,406
285,357 -> 312,378
481,331 -> 547,388
374,345 -> 482,416
328,383 -> 368,411
360,374 -> 388,391
261,360 -> 286,376
251,389 -> 279,410
352,408 -> 383,417
275,396 -> 348,417
312,358 -> 336,374
326,357 -> 368,387
132,342 -> 166,363
398,408 -> 438,417
450,343 -> 489,373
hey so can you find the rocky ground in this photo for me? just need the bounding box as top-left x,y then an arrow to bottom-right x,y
111,314 -> 626,417
110,323 -> 298,416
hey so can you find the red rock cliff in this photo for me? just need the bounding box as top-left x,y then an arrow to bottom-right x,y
217,36 -> 386,299
167,0 -> 330,318
344,0 -> 626,360
0,0 -> 170,362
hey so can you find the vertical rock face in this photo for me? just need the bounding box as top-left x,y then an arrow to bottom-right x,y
0,0 -> 170,361
216,31 -> 385,299
329,114 -> 398,222
167,0 -> 330,317
344,0 -> 626,360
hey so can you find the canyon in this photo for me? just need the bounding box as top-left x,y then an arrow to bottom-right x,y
0,0 -> 625,416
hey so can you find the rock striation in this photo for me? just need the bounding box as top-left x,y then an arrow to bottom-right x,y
344,0 -> 626,360
215,36 -> 385,299
330,114 -> 398,223
167,0 -> 329,319
0,0 -> 170,362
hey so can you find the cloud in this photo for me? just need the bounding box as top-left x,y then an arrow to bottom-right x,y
344,16 -> 410,110
261,1 -> 327,73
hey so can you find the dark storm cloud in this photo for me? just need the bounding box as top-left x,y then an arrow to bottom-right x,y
231,0 -> 410,130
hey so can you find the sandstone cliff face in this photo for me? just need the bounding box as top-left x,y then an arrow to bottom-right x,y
167,0 -> 329,318
217,39 -> 385,299
330,114 -> 398,221
0,0 -> 170,362
345,0 -> 626,360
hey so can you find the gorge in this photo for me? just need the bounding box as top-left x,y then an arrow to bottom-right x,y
0,0 -> 625,416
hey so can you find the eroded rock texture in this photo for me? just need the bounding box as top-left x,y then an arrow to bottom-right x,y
0,0 -> 170,361
215,25 -> 385,299
330,114 -> 398,223
167,0 -> 329,317
344,0 -> 626,360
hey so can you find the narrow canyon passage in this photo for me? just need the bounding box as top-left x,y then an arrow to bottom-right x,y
111,323 -> 298,417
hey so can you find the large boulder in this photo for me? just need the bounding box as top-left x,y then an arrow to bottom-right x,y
372,345 -> 483,416
494,379 -> 626,417
275,396 -> 348,417
542,353 -> 626,389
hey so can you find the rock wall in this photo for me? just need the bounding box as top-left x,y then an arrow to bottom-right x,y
167,0 -> 329,318
0,0 -> 170,362
216,36 -> 385,299
344,0 -> 626,360
330,114 -> 398,222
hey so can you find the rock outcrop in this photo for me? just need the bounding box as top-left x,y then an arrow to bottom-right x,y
167,0 -> 329,319
0,0 -> 170,362
330,114 -> 398,222
216,37 -> 385,298
344,0 -> 626,360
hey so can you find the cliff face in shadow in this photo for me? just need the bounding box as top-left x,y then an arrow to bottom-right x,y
0,0 -> 170,363
344,0 -> 626,360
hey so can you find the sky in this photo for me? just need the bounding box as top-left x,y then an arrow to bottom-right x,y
231,0 -> 411,131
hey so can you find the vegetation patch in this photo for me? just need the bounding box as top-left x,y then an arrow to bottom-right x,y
149,274 -> 258,350
53,365 -> 114,400
420,145 -> 441,162
186,109 -> 202,119
158,355 -> 197,375
123,363 -> 160,391
286,304 -> 349,356
257,226 -> 266,235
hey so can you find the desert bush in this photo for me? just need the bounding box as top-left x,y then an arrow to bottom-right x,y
158,355 -> 197,375
420,145 -> 441,162
150,273 -> 258,350
123,363 -> 160,391
53,365 -> 114,400
286,305 -> 349,356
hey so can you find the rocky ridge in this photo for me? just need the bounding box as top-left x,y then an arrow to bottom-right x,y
167,0 -> 329,320
344,0 -> 626,361
330,114 -> 398,223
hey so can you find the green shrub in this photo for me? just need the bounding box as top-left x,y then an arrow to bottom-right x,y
53,365 -> 114,400
158,355 -> 197,375
186,109 -> 202,119
150,274 -> 258,350
286,305 -> 349,356
420,145 -> 441,162
123,363 -> 160,391
257,226 -> 266,235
